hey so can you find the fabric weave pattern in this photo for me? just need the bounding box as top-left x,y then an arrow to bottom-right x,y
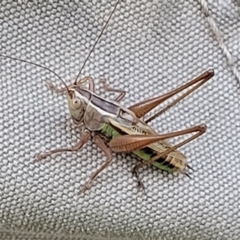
0,0 -> 239,239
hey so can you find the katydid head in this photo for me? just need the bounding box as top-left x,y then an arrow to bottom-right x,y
66,86 -> 86,125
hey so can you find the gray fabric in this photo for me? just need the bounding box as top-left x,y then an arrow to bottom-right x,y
0,0 -> 240,239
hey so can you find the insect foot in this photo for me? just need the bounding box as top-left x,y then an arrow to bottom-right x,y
131,166 -> 145,191
35,152 -> 49,161
80,182 -> 92,194
46,80 -> 66,93
46,80 -> 55,91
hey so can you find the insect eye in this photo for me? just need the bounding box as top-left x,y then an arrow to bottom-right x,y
72,98 -> 81,109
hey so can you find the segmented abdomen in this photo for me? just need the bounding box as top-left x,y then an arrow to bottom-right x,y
100,123 -> 183,173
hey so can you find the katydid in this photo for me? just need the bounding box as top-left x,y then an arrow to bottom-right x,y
0,0 -> 214,192
37,70 -> 213,192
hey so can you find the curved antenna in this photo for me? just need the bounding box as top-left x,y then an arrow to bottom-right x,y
74,0 -> 121,84
0,53 -> 69,91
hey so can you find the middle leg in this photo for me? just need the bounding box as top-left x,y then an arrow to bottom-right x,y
81,134 -> 113,193
46,76 -> 96,94
100,78 -> 126,102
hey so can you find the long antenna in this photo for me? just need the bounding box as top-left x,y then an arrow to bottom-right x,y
74,0 -> 121,84
0,54 -> 69,91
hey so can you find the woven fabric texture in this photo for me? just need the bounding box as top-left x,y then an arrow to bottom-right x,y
0,0 -> 240,239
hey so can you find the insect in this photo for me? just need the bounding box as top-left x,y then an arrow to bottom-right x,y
0,0 -> 214,192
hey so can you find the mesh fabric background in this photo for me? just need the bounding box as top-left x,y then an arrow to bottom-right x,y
0,0 -> 240,239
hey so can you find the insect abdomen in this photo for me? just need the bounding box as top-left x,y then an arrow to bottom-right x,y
133,148 -> 176,173
101,123 -> 178,173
